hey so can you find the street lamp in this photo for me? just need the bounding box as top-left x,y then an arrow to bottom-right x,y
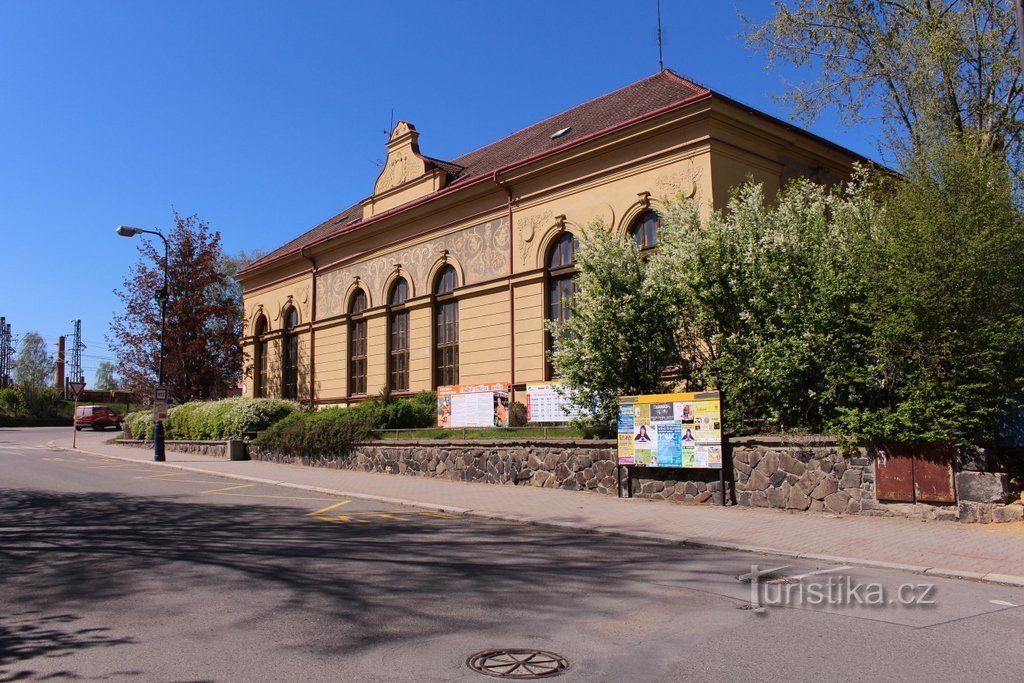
116,224 -> 169,462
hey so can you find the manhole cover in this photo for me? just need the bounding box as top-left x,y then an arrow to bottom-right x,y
466,649 -> 569,679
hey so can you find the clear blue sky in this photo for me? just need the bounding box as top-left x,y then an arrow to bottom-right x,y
0,1 -> 880,387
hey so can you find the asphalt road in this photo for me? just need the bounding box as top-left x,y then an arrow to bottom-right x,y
2,427 -> 1023,682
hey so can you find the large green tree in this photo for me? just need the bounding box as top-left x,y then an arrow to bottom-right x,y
547,222 -> 681,430
13,331 -> 54,388
93,360 -> 119,390
109,212 -> 243,402
745,0 -> 1024,172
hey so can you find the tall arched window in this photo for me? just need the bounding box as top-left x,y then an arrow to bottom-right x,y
434,265 -> 459,387
547,232 -> 578,378
281,307 -> 299,400
630,210 -> 660,250
349,290 -> 367,396
253,315 -> 268,398
388,278 -> 410,392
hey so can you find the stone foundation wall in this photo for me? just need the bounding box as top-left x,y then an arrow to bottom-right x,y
119,439 -> 230,458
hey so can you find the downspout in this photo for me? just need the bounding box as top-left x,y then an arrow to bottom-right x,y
492,170 -> 515,397
301,246 -> 317,406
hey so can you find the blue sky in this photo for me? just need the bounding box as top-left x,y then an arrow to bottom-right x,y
0,1 -> 880,387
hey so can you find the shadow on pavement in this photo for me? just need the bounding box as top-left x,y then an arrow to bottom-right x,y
0,487 -> 744,671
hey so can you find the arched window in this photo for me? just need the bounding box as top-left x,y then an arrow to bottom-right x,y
253,315 -> 268,398
434,265 -> 459,387
349,290 -> 367,396
630,210 -> 660,250
281,307 -> 299,400
388,278 -> 410,392
547,232 -> 578,378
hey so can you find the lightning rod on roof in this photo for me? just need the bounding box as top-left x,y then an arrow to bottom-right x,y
656,0 -> 664,71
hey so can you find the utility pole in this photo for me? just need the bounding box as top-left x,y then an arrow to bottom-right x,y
68,319 -> 85,383
0,317 -> 9,388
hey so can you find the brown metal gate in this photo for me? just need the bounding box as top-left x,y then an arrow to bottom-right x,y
875,443 -> 956,504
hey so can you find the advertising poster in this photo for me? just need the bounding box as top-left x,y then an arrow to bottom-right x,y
437,383 -> 511,428
525,382 -> 587,423
616,391 -> 722,469
617,404 -> 635,465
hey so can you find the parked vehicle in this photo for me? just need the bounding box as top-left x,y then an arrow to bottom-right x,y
74,405 -> 123,431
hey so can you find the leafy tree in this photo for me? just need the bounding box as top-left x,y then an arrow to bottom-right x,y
94,361 -> 119,390
845,140 -> 1024,445
653,179 -> 880,434
548,222 -> 680,431
745,1 -> 1024,172
109,212 -> 243,402
13,331 -> 54,388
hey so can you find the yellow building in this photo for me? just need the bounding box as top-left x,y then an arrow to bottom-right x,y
237,70 -> 865,405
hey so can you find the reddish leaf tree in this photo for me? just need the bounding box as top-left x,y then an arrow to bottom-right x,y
109,212 -> 242,402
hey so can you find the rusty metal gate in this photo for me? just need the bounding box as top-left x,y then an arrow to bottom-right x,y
875,443 -> 956,504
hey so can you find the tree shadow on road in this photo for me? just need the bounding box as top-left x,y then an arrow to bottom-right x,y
0,487 -> 746,671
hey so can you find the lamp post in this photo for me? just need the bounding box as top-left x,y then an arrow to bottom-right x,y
116,224 -> 169,462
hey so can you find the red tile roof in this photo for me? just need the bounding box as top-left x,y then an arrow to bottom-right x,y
241,70 -> 710,274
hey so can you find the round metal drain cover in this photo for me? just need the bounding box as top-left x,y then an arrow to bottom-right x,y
466,649 -> 569,679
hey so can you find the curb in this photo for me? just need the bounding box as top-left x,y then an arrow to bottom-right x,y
65,445 -> 1024,590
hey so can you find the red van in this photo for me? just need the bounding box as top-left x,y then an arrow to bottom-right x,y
74,405 -> 123,431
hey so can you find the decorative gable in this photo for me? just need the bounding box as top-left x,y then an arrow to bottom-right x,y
363,122 -> 450,218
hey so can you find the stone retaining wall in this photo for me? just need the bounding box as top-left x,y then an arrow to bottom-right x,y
119,439 -> 230,458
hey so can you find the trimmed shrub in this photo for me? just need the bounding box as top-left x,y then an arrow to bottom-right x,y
508,401 -> 527,427
347,391 -> 437,430
122,397 -> 300,441
254,408 -> 369,457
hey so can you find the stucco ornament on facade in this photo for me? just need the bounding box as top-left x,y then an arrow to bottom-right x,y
316,217 -> 510,319
516,211 -> 551,266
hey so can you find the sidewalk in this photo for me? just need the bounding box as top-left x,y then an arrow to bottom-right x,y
57,435 -> 1024,587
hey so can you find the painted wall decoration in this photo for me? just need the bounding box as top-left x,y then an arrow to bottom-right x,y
316,217 -> 509,319
437,382 -> 510,428
617,391 -> 722,468
525,382 -> 588,423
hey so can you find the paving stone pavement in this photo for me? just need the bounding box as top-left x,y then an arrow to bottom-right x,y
55,436 -> 1024,586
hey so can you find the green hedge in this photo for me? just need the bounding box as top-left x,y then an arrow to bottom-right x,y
253,408 -> 369,457
123,397 -> 301,441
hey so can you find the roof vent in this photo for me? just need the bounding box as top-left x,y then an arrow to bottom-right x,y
550,126 -> 572,139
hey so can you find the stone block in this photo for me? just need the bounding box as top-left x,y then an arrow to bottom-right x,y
769,471 -> 787,488
734,460 -> 752,477
839,469 -> 862,490
684,481 -> 700,496
780,453 -> 807,477
767,485 -> 786,508
810,476 -> 838,500
958,501 -> 994,524
992,505 -> 1024,523
745,469 -> 769,491
808,499 -> 825,513
749,491 -> 768,507
695,491 -> 713,503
738,491 -> 752,507
956,471 -> 1010,503
747,449 -> 763,470
824,491 -> 850,514
786,486 -> 810,510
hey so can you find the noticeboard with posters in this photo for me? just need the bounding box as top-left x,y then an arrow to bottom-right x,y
617,391 -> 722,468
437,383 -> 510,428
525,382 -> 587,423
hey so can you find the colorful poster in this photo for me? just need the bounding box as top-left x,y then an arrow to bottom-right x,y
525,382 -> 587,423
617,404 -> 635,465
437,383 -> 511,428
616,391 -> 722,469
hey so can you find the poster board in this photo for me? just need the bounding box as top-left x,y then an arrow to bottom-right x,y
525,382 -> 587,423
617,391 -> 722,468
437,383 -> 510,428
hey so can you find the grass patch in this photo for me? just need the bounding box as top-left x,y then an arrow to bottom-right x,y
369,426 -> 590,440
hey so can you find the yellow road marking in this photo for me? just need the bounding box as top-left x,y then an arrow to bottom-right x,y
204,491 -> 337,502
306,500 -> 352,517
200,483 -> 257,494
310,509 -> 461,524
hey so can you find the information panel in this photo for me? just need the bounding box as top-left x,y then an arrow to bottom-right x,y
617,391 -> 722,468
525,382 -> 587,423
437,383 -> 510,428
